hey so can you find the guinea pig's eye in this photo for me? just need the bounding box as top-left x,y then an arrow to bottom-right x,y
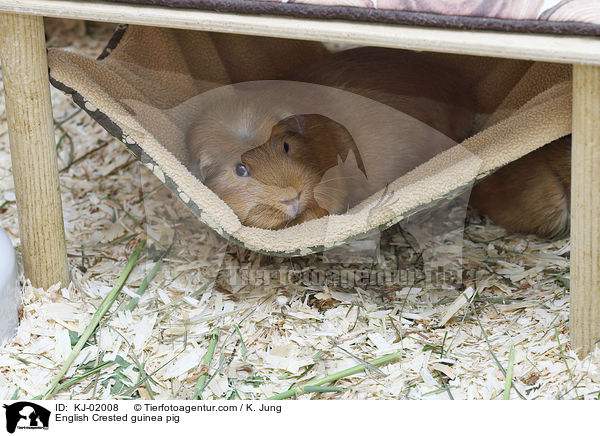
283,142 -> 290,155
234,163 -> 250,178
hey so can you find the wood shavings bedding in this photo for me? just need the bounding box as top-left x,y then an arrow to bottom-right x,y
0,20 -> 599,400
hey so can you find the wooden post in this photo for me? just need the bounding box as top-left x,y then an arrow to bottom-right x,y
571,64 -> 600,356
0,13 -> 69,288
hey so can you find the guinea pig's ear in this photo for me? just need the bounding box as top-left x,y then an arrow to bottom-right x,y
280,114 -> 306,135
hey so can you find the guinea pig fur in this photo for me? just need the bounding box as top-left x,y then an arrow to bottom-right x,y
238,114 -> 363,229
470,136 -> 571,239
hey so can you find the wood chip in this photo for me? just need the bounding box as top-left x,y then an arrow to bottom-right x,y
439,287 -> 475,326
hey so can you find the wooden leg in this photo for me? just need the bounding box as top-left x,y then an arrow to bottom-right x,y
571,64 -> 600,356
0,13 -> 69,288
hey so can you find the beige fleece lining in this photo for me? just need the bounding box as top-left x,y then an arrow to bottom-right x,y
47,26 -> 571,255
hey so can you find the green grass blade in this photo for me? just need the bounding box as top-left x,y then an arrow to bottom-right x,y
470,300 -> 526,400
302,386 -> 345,393
267,351 -> 402,400
233,325 -> 247,361
503,344 -> 515,400
193,327 -> 220,400
41,239 -> 146,399
32,361 -> 116,400
125,258 -> 164,312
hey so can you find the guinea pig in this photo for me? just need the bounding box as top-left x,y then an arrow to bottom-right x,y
235,114 -> 365,229
470,136 -> 571,239
186,47 -> 475,229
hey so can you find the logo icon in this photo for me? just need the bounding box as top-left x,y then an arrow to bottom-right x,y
3,402 -> 50,433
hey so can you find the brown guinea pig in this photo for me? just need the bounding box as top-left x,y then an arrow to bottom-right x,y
470,136 -> 571,239
237,114 -> 364,229
186,47 -> 475,229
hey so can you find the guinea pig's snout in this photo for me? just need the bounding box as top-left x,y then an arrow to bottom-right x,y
281,191 -> 302,218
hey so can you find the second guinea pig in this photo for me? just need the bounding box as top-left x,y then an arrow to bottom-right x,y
470,136 -> 571,239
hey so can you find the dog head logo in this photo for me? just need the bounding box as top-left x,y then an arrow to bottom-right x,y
3,402 -> 50,433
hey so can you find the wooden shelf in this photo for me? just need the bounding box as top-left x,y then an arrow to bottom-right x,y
2,0 -> 600,65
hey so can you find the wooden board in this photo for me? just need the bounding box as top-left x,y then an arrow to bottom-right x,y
1,0 -> 600,65
0,13 -> 70,288
571,64 -> 600,356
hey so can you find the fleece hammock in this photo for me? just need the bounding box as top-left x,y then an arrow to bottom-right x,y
47,25 -> 571,256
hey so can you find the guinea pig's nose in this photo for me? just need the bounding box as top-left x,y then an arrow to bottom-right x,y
282,192 -> 302,218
